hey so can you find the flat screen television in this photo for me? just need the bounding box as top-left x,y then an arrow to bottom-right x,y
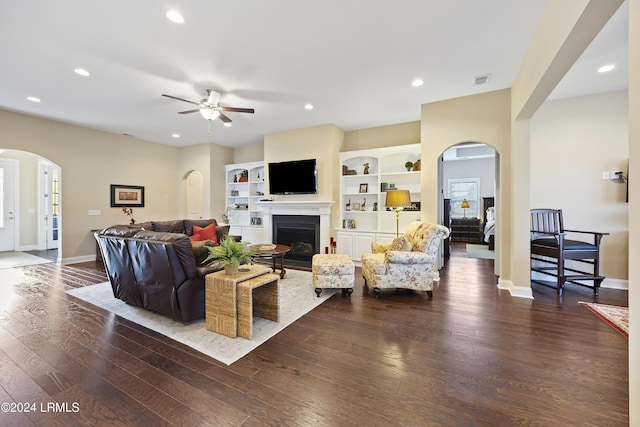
268,159 -> 318,194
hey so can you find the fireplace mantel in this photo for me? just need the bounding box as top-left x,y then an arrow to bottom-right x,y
257,201 -> 335,254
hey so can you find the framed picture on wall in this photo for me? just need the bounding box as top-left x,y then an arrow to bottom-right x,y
110,184 -> 145,207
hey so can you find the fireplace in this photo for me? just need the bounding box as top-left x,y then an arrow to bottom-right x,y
272,215 -> 320,267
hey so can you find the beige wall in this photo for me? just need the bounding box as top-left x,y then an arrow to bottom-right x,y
233,143 -> 264,163
627,0 -> 638,421
531,91 -> 628,283
177,142 -> 234,221
0,109 -> 182,262
264,124 -> 344,201
421,89 -> 511,280
342,121 -> 420,151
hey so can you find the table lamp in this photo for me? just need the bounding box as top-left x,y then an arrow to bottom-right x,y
385,190 -> 411,237
461,199 -> 470,218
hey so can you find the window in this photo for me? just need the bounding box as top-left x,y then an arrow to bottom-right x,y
448,178 -> 480,218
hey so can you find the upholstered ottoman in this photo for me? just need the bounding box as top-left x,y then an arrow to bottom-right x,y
312,253 -> 355,297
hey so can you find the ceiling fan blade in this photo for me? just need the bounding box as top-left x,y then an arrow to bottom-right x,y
161,94 -> 201,106
178,109 -> 200,114
218,112 -> 232,123
221,106 -> 255,114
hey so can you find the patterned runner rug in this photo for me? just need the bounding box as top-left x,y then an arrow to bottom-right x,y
579,302 -> 629,338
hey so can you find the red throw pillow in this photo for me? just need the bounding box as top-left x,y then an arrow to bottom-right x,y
190,223 -> 217,243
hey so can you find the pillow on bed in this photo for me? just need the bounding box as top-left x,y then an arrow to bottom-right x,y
486,207 -> 495,222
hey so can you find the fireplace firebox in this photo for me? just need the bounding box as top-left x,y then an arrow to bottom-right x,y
272,215 -> 320,268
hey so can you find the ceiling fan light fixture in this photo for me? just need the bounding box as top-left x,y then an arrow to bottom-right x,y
207,90 -> 222,105
200,108 -> 220,121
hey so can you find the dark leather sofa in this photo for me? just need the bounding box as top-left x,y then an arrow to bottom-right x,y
94,219 -> 230,322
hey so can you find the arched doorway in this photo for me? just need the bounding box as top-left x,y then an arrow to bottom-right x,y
438,142 -> 498,269
183,170 -> 204,220
0,149 -> 61,264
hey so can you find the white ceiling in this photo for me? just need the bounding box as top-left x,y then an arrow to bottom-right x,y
0,1 -> 628,149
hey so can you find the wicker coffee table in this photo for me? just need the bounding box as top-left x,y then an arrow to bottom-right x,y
205,265 -> 280,339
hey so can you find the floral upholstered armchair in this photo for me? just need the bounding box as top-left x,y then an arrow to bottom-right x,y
361,221 -> 450,298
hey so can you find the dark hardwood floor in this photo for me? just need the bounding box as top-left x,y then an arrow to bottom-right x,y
0,242 -> 628,426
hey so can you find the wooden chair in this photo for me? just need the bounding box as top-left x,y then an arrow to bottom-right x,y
530,209 -> 608,296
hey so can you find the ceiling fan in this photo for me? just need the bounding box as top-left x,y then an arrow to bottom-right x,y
161,90 -> 255,123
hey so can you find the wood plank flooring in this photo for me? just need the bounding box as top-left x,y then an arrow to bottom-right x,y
0,243 -> 628,426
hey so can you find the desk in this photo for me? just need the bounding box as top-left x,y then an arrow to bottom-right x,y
205,266 -> 279,339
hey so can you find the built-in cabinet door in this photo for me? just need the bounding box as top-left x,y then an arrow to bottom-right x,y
229,226 -> 242,240
336,231 -> 354,259
355,233 -> 376,259
336,231 -> 376,262
242,227 -> 264,245
375,233 -> 396,246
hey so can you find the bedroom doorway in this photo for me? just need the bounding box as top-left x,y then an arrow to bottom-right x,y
438,142 -> 497,267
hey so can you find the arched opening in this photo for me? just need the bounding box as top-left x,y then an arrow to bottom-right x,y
0,149 -> 61,266
438,142 -> 498,269
183,170 -> 204,220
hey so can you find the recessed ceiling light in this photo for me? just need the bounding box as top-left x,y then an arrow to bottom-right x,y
597,64 -> 615,73
26,96 -> 41,103
224,122 -> 232,127
412,79 -> 424,87
172,134 -> 180,138
304,104 -> 314,110
74,68 -> 90,77
166,10 -> 184,24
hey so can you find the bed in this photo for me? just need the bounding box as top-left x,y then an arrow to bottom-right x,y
482,197 -> 495,250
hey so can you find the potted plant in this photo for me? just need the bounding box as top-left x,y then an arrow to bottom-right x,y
404,161 -> 413,172
204,236 -> 257,275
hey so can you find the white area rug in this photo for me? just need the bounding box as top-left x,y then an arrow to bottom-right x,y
466,244 -> 495,259
0,251 -> 52,269
67,269 -> 335,365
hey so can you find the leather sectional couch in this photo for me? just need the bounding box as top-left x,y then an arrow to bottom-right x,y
94,219 -> 231,322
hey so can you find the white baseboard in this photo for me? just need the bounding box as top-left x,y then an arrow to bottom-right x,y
601,278 -> 628,290
61,255 -> 96,265
531,272 -> 628,291
17,244 -> 39,251
497,279 -> 534,299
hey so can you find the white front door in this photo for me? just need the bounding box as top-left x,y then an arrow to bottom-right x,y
0,159 -> 17,252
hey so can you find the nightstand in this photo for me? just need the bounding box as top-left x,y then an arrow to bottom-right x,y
449,218 -> 482,243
